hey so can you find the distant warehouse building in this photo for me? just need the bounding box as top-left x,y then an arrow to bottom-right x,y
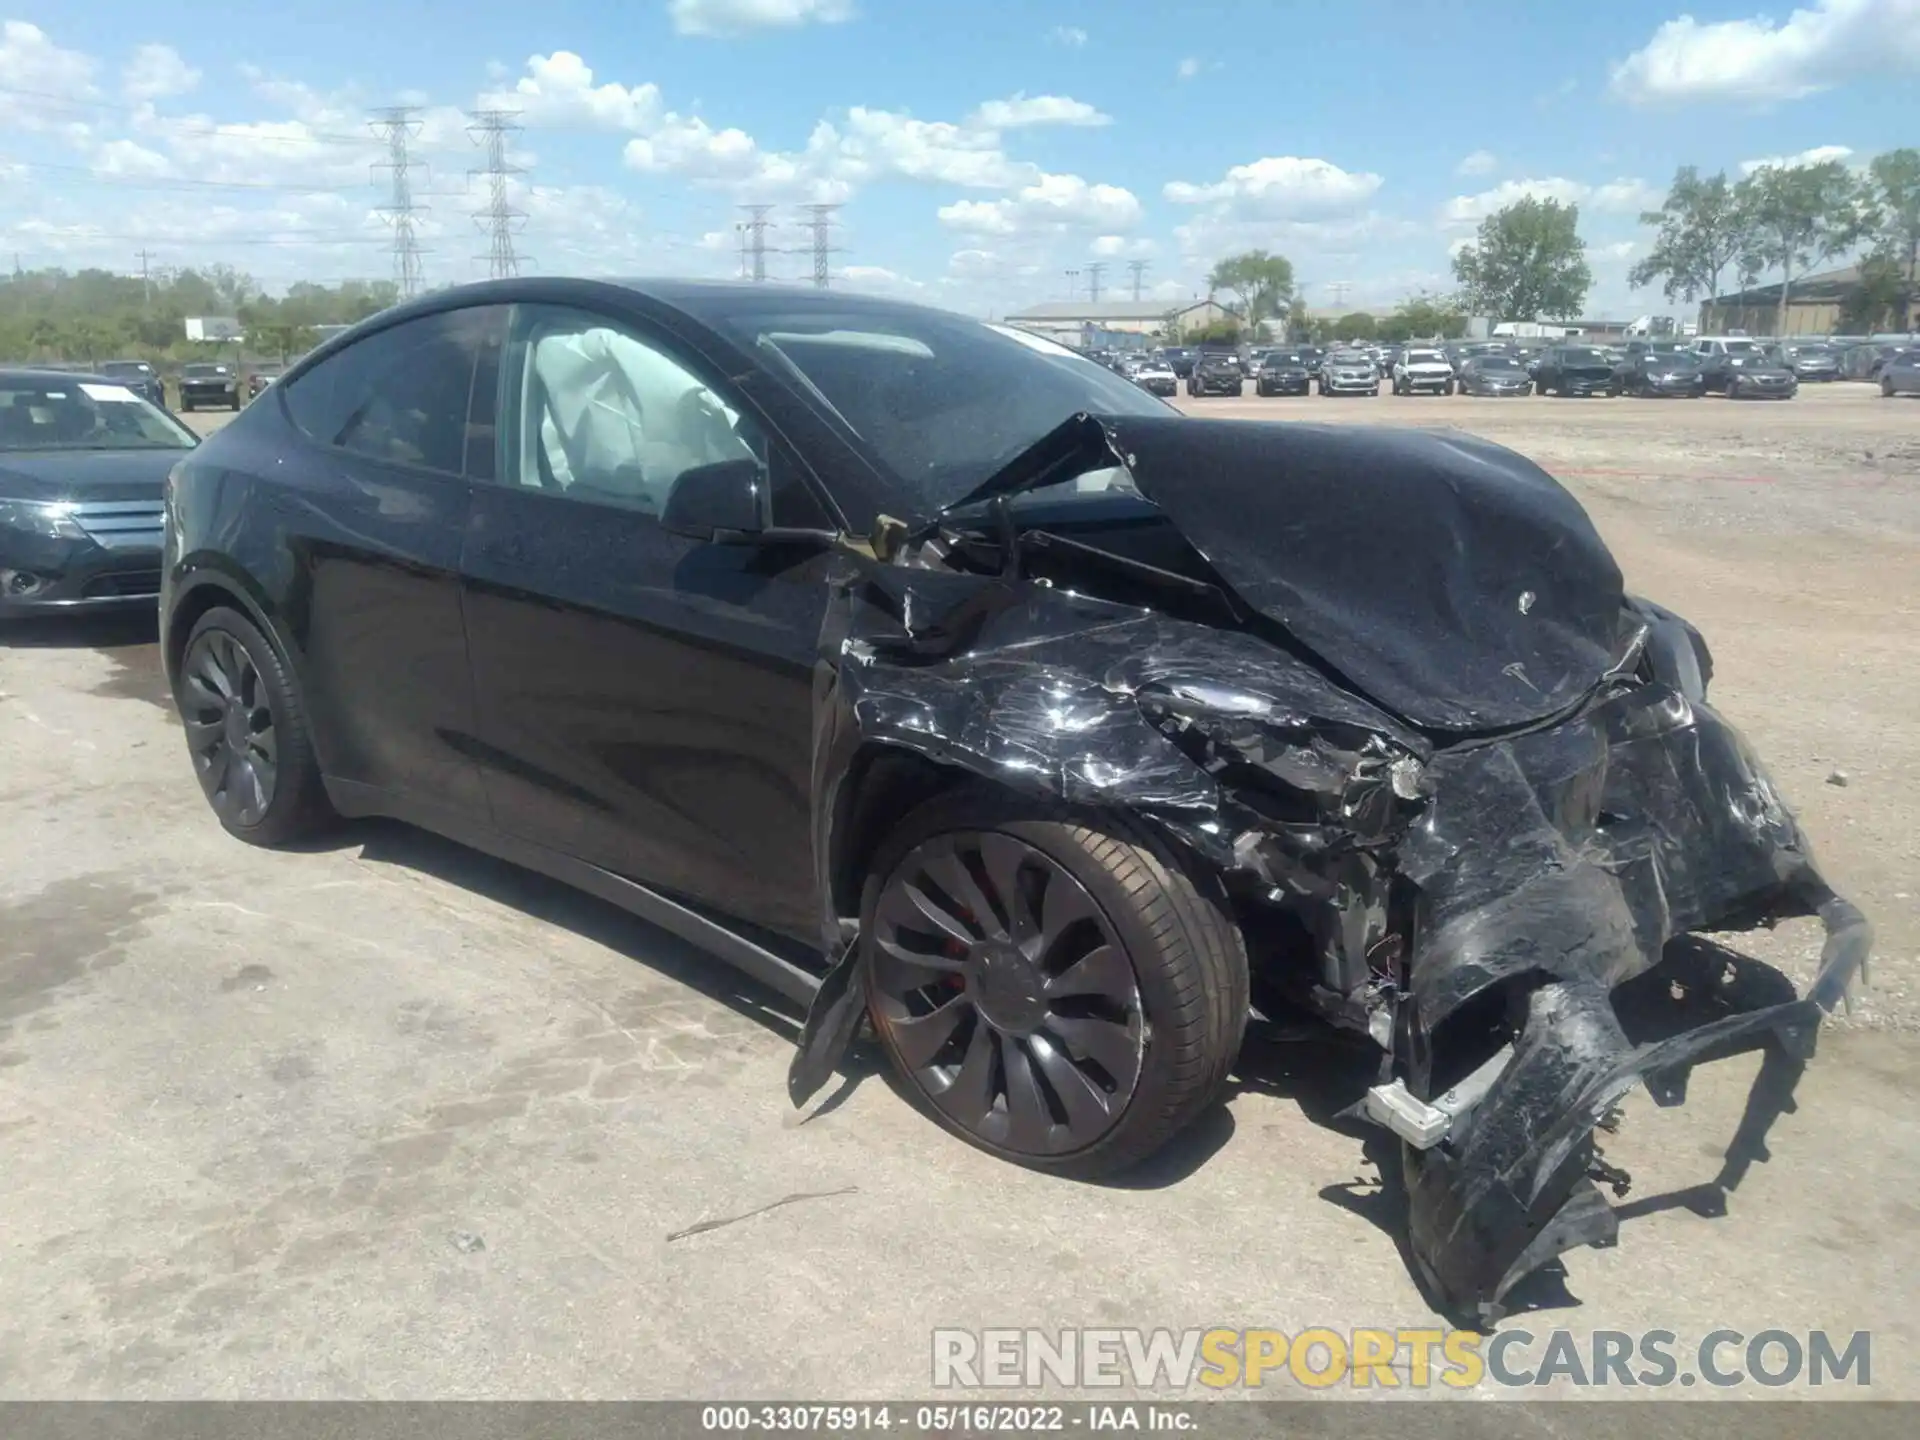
1003,298 -> 1231,349
1701,264 -> 1917,336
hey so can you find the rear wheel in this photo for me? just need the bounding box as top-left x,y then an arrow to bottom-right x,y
174,606 -> 334,847
1884,376 -> 1896,397
863,787 -> 1248,1179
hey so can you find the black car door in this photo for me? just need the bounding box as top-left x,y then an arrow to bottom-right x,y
459,301 -> 838,943
271,304 -> 506,822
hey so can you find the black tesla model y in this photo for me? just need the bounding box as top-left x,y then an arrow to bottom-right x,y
161,278 -> 1867,1321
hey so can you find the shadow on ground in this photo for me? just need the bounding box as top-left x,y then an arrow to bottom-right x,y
0,609 -> 171,713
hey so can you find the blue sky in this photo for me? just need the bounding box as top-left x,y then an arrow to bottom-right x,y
1,0 -> 1915,317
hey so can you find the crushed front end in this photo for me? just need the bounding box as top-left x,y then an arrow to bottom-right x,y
1376,670 -> 1869,1321
788,412 -> 1870,1322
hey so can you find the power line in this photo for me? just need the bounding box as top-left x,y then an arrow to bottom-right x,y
370,106 -> 429,299
1327,281 -> 1352,309
467,109 -> 526,280
739,203 -> 775,283
0,83 -> 381,147
1127,259 -> 1149,301
0,155 -> 365,193
1086,261 -> 1107,303
799,203 -> 841,288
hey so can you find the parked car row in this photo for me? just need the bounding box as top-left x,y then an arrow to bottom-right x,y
0,358 -> 301,412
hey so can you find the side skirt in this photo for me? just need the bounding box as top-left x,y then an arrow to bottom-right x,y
326,777 -> 824,1010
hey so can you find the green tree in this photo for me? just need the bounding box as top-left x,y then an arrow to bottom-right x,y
1333,311 -> 1376,341
1385,293 -> 1467,341
1629,167 -> 1752,332
1285,295 -> 1312,340
1736,159 -> 1871,335
1865,148 -> 1920,326
1839,254 -> 1907,332
1189,319 -> 1245,344
1452,195 -> 1592,323
1206,250 -> 1294,326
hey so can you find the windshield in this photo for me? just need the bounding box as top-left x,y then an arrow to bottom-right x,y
708,305 -> 1168,512
1560,348 -> 1608,364
1652,353 -> 1700,368
1406,350 -> 1445,364
99,361 -> 154,377
1722,341 -> 1759,355
1475,356 -> 1520,370
1330,350 -> 1371,364
0,378 -> 196,451
183,364 -> 229,378
1266,353 -> 1304,365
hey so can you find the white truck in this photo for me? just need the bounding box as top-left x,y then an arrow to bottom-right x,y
1392,347 -> 1456,395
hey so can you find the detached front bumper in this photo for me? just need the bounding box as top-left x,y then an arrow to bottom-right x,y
1382,680 -> 1870,1322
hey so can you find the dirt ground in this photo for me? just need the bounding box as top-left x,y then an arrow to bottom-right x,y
0,385 -> 1915,1400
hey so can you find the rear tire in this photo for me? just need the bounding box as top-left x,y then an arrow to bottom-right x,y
862,786 -> 1249,1180
174,606 -> 334,847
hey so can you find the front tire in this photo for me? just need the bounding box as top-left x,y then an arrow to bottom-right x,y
1883,376 -> 1896,397
862,787 -> 1249,1180
174,606 -> 334,847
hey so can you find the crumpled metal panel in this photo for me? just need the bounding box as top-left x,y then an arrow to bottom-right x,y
785,417 -> 1870,1322
1391,680 -> 1868,1317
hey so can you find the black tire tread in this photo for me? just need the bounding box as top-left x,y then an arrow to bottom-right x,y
865,785 -> 1248,1179
181,606 -> 334,847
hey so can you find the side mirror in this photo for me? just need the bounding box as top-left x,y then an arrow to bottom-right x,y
661,458 -> 768,542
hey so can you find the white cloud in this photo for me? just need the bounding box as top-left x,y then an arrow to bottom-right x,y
668,0 -> 857,38
624,115 -> 767,180
969,93 -> 1111,129
89,138 -> 173,178
1589,177 -> 1661,212
1609,0 -> 1920,104
938,173 -> 1142,236
1090,234 -> 1156,258
121,43 -> 199,101
1740,143 -> 1856,173
827,107 -> 1029,189
1455,149 -> 1497,177
1049,25 -> 1089,47
480,50 -> 661,129
838,263 -> 928,298
1595,240 -> 1641,261
0,20 -> 96,133
1176,56 -> 1202,80
1164,156 -> 1383,217
1442,175 -> 1656,225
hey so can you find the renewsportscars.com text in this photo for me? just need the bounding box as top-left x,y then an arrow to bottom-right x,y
931,1327 -> 1871,1391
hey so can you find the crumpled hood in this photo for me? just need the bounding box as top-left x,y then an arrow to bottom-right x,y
980,415 -> 1627,734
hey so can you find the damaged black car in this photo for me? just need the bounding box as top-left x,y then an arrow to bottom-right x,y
160,279 -> 1870,1324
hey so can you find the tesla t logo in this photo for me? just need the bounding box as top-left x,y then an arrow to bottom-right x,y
1503,661 -> 1539,691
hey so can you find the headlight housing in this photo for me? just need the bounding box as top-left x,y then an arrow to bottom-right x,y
0,499 -> 88,541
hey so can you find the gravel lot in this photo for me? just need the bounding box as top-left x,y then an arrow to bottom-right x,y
2,385 -> 1916,1399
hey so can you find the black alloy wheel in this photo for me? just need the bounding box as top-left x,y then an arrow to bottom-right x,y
870,831 -> 1143,1157
863,790 -> 1247,1177
179,625 -> 278,828
175,607 -> 333,845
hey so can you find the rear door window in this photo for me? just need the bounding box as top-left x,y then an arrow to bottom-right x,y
281,307 -> 505,478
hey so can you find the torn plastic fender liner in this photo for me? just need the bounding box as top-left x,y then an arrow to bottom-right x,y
1392,680 -> 1871,1319
788,552 -> 1427,1104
